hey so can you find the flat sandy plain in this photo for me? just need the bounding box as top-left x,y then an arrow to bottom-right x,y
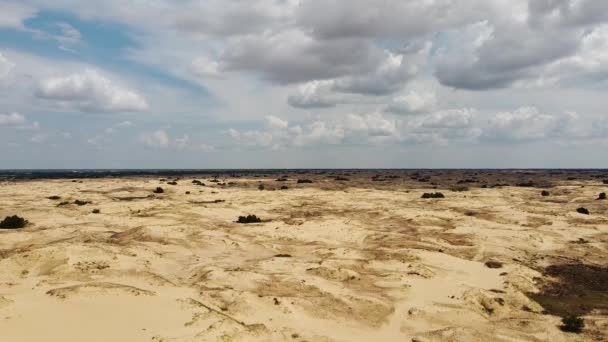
0,170 -> 606,341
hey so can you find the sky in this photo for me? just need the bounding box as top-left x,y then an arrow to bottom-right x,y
0,0 -> 607,169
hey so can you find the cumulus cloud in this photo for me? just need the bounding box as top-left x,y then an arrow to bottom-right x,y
265,115 -> 288,130
190,57 -> 223,79
386,91 -> 437,115
482,106 -> 586,141
36,69 -> 148,113
287,80 -> 337,108
141,130 -> 170,147
435,1 -> 608,90
0,112 -> 26,125
420,109 -> 475,128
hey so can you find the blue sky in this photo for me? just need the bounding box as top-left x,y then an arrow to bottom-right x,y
1,0 -> 607,168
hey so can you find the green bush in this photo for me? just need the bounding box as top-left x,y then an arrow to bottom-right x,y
0,215 -> 28,229
560,315 -> 584,333
237,215 -> 262,224
421,192 -> 445,199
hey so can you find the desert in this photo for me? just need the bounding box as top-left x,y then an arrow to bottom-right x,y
0,170 -> 606,341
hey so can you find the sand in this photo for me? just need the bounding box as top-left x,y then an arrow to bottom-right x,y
0,173 -> 606,341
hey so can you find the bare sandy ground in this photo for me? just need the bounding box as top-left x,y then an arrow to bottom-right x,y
0,174 -> 606,341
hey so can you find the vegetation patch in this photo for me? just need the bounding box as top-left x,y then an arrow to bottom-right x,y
297,179 -> 313,184
576,207 -> 590,215
598,192 -> 606,200
541,190 -> 550,197
47,196 -> 61,200
560,315 -> 585,333
237,215 -> 262,224
421,192 -> 445,199
528,263 -> 608,318
153,187 -> 164,194
485,261 -> 504,269
0,215 -> 28,229
74,200 -> 91,206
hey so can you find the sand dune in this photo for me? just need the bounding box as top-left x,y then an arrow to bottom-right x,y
0,173 -> 606,341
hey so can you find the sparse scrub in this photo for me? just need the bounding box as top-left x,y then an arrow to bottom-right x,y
153,187 -> 164,194
47,196 -> 61,200
237,215 -> 262,224
560,315 -> 585,333
167,181 -> 178,185
541,190 -> 550,196
598,192 -> 606,200
421,192 -> 445,199
0,215 -> 28,229
74,200 -> 91,206
297,179 -> 313,184
577,207 -> 590,215
450,186 -> 469,192
485,261 -> 503,269
92,209 -> 100,214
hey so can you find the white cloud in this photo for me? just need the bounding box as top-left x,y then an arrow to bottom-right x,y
36,69 -> 148,113
0,53 -> 15,81
265,115 -> 288,130
190,57 -> 223,79
116,120 -> 133,127
420,109 -> 475,128
483,106 -> 585,142
141,130 -> 170,147
0,2 -> 37,30
386,91 -> 437,115
0,112 -> 26,125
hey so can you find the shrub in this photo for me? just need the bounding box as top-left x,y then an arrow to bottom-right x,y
577,207 -> 590,215
47,196 -> 61,200
185,191 -> 191,195
485,261 -> 503,269
560,315 -> 584,333
74,200 -> 90,206
598,192 -> 606,200
192,180 -> 204,186
167,181 -> 178,185
421,192 -> 445,199
92,209 -> 100,214
258,184 -> 265,190
280,186 -> 289,190
451,186 -> 469,192
276,178 -> 288,182
153,187 -> 164,194
297,179 -> 313,184
334,177 -> 349,181
0,215 -> 28,229
541,190 -> 550,196
603,179 -> 608,185
237,215 -> 262,224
